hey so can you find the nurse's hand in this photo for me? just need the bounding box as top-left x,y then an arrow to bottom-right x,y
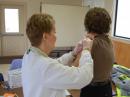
85,33 -> 95,40
72,41 -> 83,56
82,38 -> 93,51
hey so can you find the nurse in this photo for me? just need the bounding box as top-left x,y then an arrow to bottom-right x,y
22,13 -> 93,97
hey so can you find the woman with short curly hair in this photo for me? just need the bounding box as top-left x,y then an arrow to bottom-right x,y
80,7 -> 115,97
22,13 -> 94,97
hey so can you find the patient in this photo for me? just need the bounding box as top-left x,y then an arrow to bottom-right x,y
22,13 -> 93,97
80,7 -> 115,97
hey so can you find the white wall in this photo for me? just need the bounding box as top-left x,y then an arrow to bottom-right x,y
26,0 -> 41,18
42,4 -> 88,46
104,0 -> 115,35
104,0 -> 114,16
82,0 -> 105,8
42,0 -> 82,6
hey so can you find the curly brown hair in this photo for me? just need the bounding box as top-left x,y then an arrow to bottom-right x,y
84,7 -> 111,34
26,13 -> 54,47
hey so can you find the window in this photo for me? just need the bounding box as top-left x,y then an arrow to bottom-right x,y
0,4 -> 25,35
114,0 -> 130,39
4,8 -> 19,33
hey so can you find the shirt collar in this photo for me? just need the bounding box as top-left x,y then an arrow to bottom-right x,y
30,46 -> 48,57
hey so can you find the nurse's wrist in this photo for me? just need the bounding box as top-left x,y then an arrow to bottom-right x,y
83,47 -> 90,51
71,51 -> 77,58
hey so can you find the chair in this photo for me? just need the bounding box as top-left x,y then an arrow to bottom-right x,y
9,59 -> 22,70
0,73 -> 4,82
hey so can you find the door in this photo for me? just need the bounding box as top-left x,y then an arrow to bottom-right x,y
0,3 -> 27,56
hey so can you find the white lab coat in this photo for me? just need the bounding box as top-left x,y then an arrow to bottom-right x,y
22,47 -> 93,97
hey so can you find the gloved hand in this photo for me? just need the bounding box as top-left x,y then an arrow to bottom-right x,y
72,41 -> 83,56
72,36 -> 93,56
85,33 -> 95,40
82,37 -> 93,51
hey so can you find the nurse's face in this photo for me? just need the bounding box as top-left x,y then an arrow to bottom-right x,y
44,24 -> 57,51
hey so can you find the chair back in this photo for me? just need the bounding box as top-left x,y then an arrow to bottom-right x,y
9,59 -> 22,70
0,73 -> 4,82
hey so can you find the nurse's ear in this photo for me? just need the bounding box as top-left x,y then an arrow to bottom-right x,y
43,32 -> 47,40
43,32 -> 51,41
